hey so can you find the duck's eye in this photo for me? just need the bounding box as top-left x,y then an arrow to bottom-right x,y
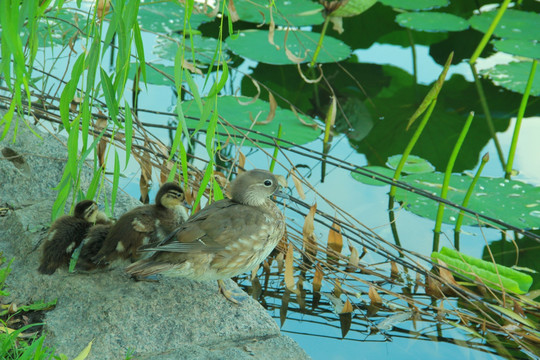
263,179 -> 273,187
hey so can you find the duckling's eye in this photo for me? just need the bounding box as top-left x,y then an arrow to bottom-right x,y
263,179 -> 273,187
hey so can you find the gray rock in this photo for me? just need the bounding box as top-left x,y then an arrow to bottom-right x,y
0,120 -> 309,360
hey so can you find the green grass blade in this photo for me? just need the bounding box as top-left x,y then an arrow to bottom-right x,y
124,101 -> 133,167
100,67 -> 120,128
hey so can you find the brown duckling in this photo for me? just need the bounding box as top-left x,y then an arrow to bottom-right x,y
92,182 -> 189,264
38,200 -> 110,275
126,169 -> 287,303
75,223 -> 113,271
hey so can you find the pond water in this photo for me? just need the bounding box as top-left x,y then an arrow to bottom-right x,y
7,0 -> 540,359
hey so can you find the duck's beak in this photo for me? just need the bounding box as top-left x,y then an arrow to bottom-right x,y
273,175 -> 289,199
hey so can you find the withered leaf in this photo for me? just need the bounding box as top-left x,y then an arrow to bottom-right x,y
284,243 -> 298,294
345,244 -> 359,272
512,299 -> 525,318
256,91 -> 276,124
390,261 -> 399,279
341,298 -> 353,314
250,267 -> 262,300
302,203 -> 317,259
290,169 -> 306,200
238,151 -> 246,169
160,159 -> 173,185
280,289 -> 291,327
368,285 -> 383,306
327,221 -> 343,256
227,0 -> 239,22
438,260 -> 458,286
275,251 -> 284,274
284,30 -> 307,64
313,265 -> 323,293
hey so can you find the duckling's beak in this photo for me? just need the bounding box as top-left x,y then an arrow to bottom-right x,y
183,200 -> 192,210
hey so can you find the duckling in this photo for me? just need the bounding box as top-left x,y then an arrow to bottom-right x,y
38,200 -> 110,275
75,223 -> 113,271
126,169 -> 287,303
92,182 -> 189,264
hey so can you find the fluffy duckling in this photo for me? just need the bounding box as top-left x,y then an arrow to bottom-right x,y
38,200 -> 110,275
92,182 -> 189,264
126,169 -> 287,303
75,223 -> 113,271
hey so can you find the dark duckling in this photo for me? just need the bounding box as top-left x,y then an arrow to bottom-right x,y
126,169 -> 287,303
93,182 -> 189,264
75,223 -> 113,271
38,200 -> 110,275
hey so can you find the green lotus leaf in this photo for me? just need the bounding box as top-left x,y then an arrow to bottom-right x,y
329,0 -> 377,18
351,166 -> 396,186
138,1 -> 210,33
234,0 -> 324,26
387,155 -> 435,174
469,9 -> 540,41
226,30 -> 351,65
380,0 -> 449,11
396,12 -> 468,32
127,63 -> 174,86
154,35 -> 227,65
480,61 -> 540,96
492,39 -> 540,60
182,96 -> 321,147
394,172 -> 540,229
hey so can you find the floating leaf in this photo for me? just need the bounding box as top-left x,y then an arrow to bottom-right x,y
226,29 -> 351,65
182,96 -> 320,147
234,0 -> 324,26
480,61 -> 540,96
138,1 -> 210,33
329,0 -> 377,18
379,0 -> 448,11
127,63 -> 174,86
432,247 -> 533,294
469,9 -> 540,41
492,39 -> 540,60
387,155 -> 435,174
154,35 -> 227,65
350,166 -> 396,186
396,12 -> 468,33
394,172 -> 540,229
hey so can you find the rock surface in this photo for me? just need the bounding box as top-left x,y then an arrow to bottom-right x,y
0,120 -> 309,360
